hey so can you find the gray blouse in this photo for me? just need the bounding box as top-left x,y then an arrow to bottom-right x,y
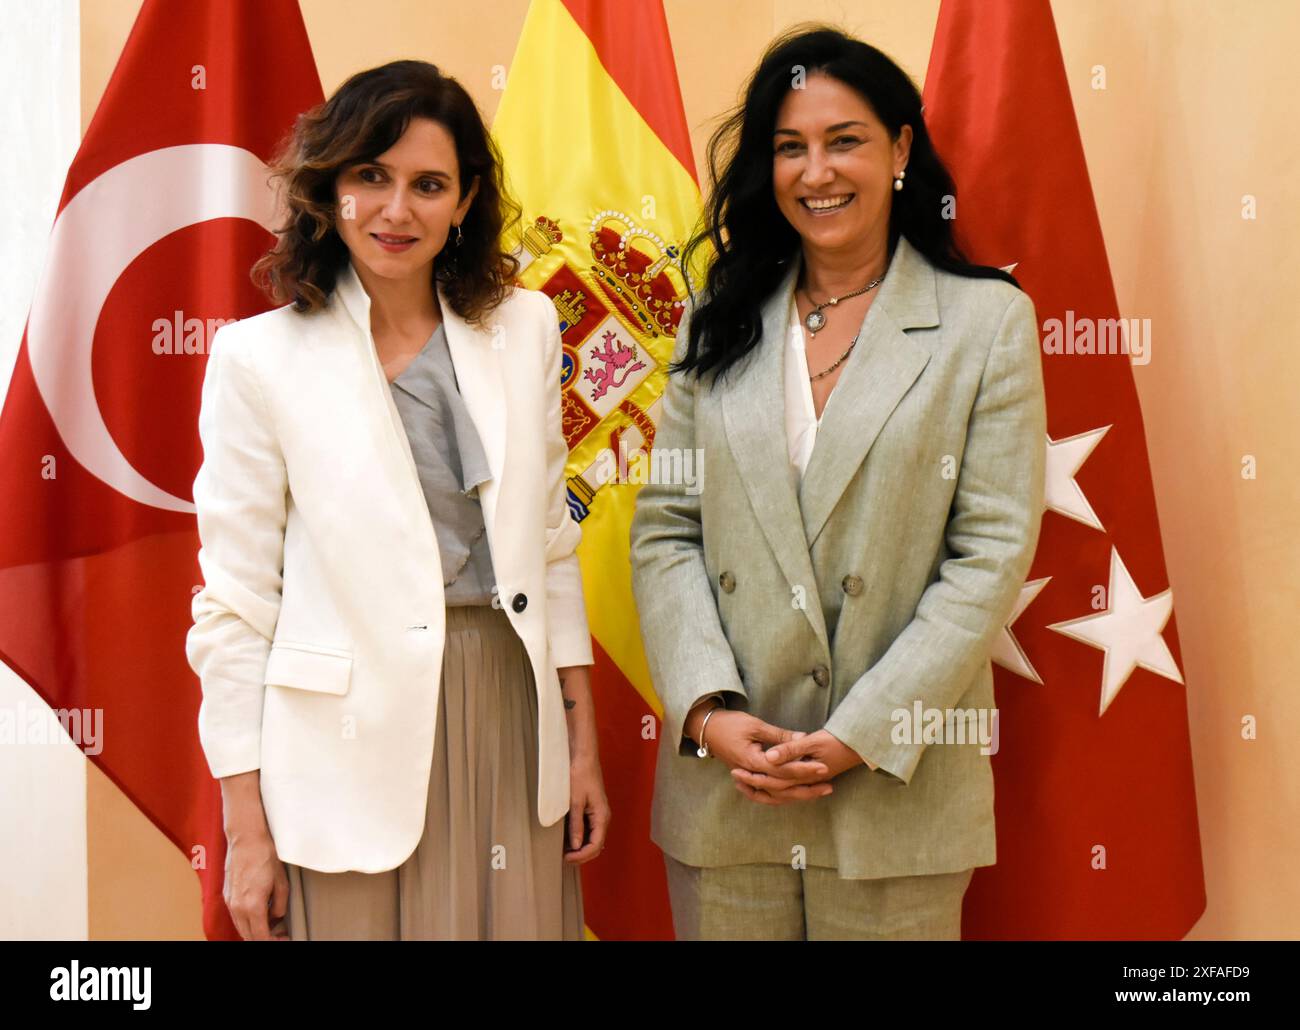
390,322 -> 496,606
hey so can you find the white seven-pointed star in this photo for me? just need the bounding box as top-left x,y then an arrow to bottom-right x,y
992,577 -> 1051,683
1045,427 -> 1111,530
1046,546 -> 1183,716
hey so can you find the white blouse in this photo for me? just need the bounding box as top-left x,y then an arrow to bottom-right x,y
785,293 -> 823,481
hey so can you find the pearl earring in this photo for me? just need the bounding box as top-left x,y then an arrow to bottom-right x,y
893,169 -> 906,192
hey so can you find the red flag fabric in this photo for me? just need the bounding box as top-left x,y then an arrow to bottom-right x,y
922,0 -> 1205,938
0,0 -> 322,939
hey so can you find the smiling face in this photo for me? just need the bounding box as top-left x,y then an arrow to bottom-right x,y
772,73 -> 911,259
333,115 -> 479,284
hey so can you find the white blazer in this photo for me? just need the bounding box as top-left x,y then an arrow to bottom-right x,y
185,257 -> 593,873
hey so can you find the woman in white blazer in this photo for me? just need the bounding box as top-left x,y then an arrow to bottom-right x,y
186,60 -> 609,940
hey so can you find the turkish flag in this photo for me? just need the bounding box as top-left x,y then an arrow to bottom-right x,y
922,0 -> 1205,938
0,0 -> 322,939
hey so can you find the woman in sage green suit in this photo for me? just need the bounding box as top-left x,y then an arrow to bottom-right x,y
630,27 -> 1046,940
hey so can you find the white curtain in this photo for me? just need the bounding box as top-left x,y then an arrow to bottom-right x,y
0,0 -> 87,941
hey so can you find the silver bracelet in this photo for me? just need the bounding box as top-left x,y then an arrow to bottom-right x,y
695,704 -> 724,758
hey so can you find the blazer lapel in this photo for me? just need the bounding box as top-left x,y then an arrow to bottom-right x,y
721,259 -> 829,653
332,259 -> 507,530
718,236 -> 939,650
798,235 -> 938,548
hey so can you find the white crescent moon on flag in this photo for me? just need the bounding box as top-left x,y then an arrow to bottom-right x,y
26,144 -> 280,513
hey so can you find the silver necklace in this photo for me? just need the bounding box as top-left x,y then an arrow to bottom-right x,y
801,272 -> 885,334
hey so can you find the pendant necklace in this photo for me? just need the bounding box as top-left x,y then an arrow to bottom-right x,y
802,271 -> 885,335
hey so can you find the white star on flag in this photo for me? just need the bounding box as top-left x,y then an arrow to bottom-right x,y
1045,427 -> 1111,530
991,577 -> 1051,683
1046,546 -> 1184,716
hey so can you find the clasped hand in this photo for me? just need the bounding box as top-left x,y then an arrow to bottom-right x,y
701,710 -> 863,806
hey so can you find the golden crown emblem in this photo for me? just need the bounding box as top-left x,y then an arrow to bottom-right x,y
587,210 -> 689,338
521,215 -> 563,258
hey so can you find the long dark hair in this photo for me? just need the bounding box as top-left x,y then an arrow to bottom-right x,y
677,25 -> 1018,384
252,59 -> 520,326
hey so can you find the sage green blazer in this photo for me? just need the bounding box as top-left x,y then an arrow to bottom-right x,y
629,234 -> 1046,879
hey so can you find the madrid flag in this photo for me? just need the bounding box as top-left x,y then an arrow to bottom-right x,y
923,0 -> 1205,938
0,0 -> 323,939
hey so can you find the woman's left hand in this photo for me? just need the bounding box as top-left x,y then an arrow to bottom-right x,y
564,754 -> 610,864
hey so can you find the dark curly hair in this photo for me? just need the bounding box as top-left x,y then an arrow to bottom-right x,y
251,59 -> 520,326
677,24 -> 1019,385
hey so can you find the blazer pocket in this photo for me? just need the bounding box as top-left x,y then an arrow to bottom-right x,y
264,642 -> 353,696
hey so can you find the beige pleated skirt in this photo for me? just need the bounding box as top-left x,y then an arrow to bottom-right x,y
278,604 -> 584,940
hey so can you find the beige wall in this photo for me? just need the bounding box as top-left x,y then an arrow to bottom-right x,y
78,0 -> 1299,939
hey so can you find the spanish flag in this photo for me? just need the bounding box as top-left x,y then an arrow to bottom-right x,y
493,0 -> 705,939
